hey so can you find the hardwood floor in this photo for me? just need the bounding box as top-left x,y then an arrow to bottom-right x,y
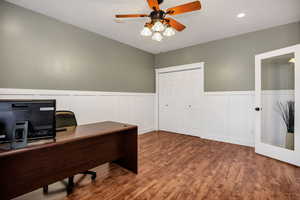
15,131 -> 300,200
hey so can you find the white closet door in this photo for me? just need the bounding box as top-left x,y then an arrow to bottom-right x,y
181,69 -> 204,137
158,72 -> 174,132
158,71 -> 184,133
170,71 -> 185,134
158,65 -> 204,136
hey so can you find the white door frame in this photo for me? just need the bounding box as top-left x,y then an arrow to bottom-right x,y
255,44 -> 300,166
155,62 -> 205,131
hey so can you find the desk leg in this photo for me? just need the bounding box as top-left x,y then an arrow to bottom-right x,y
67,176 -> 74,195
115,128 -> 138,174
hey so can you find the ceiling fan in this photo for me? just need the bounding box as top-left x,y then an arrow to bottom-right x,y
115,0 -> 202,42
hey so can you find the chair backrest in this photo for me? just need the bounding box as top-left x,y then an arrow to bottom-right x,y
55,111 -> 77,129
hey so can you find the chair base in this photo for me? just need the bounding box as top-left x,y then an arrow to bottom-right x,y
43,171 -> 97,195
81,170 -> 97,180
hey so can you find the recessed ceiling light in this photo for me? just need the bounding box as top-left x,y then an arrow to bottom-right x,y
237,13 -> 246,18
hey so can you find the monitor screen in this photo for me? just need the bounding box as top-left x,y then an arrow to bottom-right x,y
0,100 -> 56,143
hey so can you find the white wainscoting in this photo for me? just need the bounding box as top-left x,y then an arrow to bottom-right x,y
0,88 -> 155,134
155,88 -> 292,147
200,90 -> 293,147
0,88 -> 292,145
202,91 -> 255,147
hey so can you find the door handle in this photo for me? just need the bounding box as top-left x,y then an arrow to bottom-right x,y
255,107 -> 261,111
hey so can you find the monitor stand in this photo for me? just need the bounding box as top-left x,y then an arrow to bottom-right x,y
11,121 -> 28,149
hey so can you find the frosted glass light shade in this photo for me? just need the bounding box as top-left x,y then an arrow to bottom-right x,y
152,32 -> 163,42
140,27 -> 152,36
163,27 -> 176,37
152,21 -> 165,32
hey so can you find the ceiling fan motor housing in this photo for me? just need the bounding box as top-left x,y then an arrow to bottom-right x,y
158,0 -> 164,4
150,10 -> 165,21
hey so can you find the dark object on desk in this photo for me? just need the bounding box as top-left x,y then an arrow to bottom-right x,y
55,111 -> 77,128
43,110 -> 97,194
0,100 -> 56,149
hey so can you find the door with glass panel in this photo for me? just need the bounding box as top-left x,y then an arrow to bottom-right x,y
255,45 -> 300,166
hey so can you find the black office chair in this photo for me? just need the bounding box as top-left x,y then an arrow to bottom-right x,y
43,111 -> 97,195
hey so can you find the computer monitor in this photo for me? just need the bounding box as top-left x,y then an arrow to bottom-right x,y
0,100 -> 56,146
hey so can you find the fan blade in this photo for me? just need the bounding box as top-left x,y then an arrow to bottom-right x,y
165,17 -> 186,31
115,14 -> 148,18
167,1 -> 201,15
147,0 -> 160,11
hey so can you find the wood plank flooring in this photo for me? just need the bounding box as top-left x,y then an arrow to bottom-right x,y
15,131 -> 300,200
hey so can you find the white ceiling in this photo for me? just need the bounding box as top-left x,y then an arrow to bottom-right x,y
6,0 -> 300,54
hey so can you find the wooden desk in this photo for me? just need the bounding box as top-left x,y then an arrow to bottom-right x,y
0,121 -> 138,200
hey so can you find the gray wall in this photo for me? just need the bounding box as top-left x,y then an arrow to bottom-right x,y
0,1 -> 155,93
155,22 -> 300,92
1,0 -> 299,93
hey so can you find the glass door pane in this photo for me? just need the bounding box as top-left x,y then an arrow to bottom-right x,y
261,53 -> 295,150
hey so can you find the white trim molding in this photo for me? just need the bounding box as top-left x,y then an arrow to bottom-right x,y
0,88 -> 155,97
155,62 -> 205,74
204,91 -> 254,96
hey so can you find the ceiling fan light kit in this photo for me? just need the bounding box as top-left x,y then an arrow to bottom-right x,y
152,32 -> 163,42
163,26 -> 176,37
152,21 -> 165,32
141,26 -> 153,37
116,0 -> 201,42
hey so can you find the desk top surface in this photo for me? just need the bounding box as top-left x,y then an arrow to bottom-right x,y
0,121 -> 137,156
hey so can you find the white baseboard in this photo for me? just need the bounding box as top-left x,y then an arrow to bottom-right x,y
139,128 -> 155,135
201,133 -> 254,147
